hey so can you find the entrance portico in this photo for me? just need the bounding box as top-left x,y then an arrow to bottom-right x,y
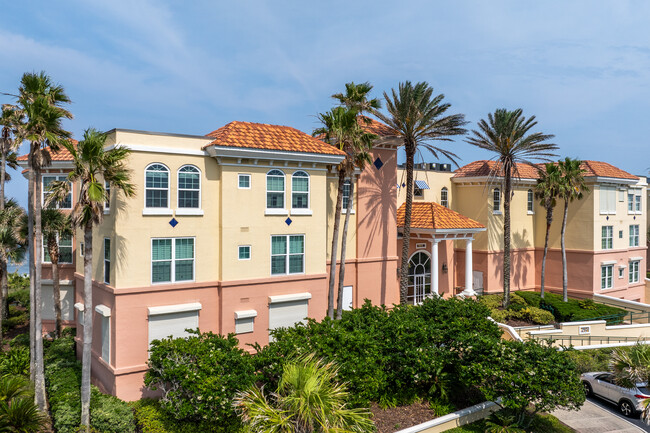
398,202 -> 486,302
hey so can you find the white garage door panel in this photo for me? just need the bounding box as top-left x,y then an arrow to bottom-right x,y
269,300 -> 309,331
148,311 -> 199,345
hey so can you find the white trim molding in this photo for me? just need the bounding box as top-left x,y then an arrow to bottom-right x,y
601,260 -> 618,265
142,208 -> 173,216
95,304 -> 111,317
268,293 -> 312,304
234,310 -> 258,319
148,302 -> 202,316
74,303 -> 84,312
206,145 -> 345,165
175,209 -> 204,216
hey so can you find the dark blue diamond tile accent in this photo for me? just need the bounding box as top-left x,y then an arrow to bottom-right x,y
402,183 -> 406,187
634,215 -> 636,220
606,216 -> 609,221
373,157 -> 383,170
169,218 -> 179,228
285,217 -> 292,226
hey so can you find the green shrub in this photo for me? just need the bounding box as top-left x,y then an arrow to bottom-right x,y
9,333 -> 29,348
131,399 -> 224,433
90,388 -> 135,433
8,273 -> 29,292
7,289 -> 29,309
511,307 -> 554,325
565,347 -> 618,373
514,291 -> 541,308
0,346 -> 30,376
478,294 -> 502,310
145,331 -> 254,429
514,291 -> 626,323
489,309 -> 509,323
430,400 -> 454,417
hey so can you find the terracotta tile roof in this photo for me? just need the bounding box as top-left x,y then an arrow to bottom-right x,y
453,160 -> 639,181
203,121 -> 345,156
17,141 -> 77,162
397,202 -> 485,230
358,116 -> 398,137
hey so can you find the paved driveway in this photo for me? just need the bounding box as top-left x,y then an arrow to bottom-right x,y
554,399 -> 647,433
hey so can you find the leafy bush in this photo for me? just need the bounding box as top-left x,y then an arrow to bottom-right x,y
9,333 -> 29,348
145,331 -> 255,429
565,347 -> 617,373
0,346 -> 30,376
7,289 -> 29,309
514,291 -> 626,323
8,273 -> 29,292
131,399 -> 224,433
510,307 -> 554,325
3,306 -> 28,331
44,336 -> 134,433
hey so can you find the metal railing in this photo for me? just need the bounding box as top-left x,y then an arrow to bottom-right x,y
530,333 -> 650,347
572,311 -> 650,325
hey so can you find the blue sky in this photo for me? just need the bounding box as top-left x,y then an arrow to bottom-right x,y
2,1 -> 650,208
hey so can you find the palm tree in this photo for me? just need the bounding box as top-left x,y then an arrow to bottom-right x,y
466,109 -> 557,308
48,127 -> 134,431
374,82 -> 467,304
234,356 -> 375,432
10,71 -> 72,410
0,375 -> 46,432
557,158 -> 589,302
610,344 -> 650,423
332,82 -> 379,319
0,200 -> 26,341
41,209 -> 72,339
535,163 -> 562,299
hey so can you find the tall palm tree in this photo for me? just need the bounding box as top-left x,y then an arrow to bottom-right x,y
557,158 -> 589,302
374,81 -> 467,304
314,107 -> 375,319
234,356 -> 375,432
48,127 -> 134,431
466,109 -> 557,308
332,82 -> 379,318
41,208 -> 72,339
11,71 -> 72,411
535,163 -> 562,299
0,200 -> 26,341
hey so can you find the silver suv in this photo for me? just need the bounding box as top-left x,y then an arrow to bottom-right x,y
581,372 -> 650,417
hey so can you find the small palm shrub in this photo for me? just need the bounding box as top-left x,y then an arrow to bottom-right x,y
0,375 -> 46,432
0,346 -> 30,376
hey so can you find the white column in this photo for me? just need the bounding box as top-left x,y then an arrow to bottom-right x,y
462,238 -> 477,297
431,239 -> 439,296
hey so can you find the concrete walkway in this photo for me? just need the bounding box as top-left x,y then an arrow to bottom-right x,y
554,400 -> 646,433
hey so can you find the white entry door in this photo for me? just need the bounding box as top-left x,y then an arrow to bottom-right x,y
414,275 -> 426,304
473,271 -> 484,294
342,286 -> 353,311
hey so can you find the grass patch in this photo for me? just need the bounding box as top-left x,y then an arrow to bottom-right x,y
446,413 -> 575,432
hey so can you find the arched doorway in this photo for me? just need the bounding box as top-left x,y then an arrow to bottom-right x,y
408,251 -> 431,304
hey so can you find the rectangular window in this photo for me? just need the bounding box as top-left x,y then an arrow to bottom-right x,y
238,245 -> 251,260
599,186 -> 616,214
629,261 -> 640,283
104,238 -> 110,284
238,174 -> 251,189
601,265 -> 613,289
291,173 -> 309,209
105,181 -> 110,212
342,181 -> 352,210
79,242 -> 84,257
414,186 -> 423,197
628,193 -> 635,212
635,195 -> 642,213
42,175 -> 72,209
44,233 -> 73,264
270,235 -> 304,275
151,238 -> 194,283
601,226 -> 613,250
630,225 -> 640,247
101,315 -> 110,361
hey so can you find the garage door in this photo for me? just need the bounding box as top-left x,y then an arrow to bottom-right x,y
148,303 -> 201,346
268,293 -> 311,336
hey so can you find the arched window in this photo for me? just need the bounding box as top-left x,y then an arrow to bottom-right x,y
178,165 -> 201,209
527,189 -> 534,213
493,188 -> 501,212
292,171 -> 309,209
145,164 -> 169,208
440,187 -> 449,208
267,169 -> 285,209
407,252 -> 431,304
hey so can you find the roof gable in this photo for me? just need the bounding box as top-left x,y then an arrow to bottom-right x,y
397,202 -> 485,230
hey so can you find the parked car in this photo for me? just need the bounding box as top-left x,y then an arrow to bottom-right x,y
581,372 -> 650,417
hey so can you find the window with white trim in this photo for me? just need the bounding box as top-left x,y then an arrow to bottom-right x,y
493,188 -> 501,213
601,265 -> 613,289
266,170 -> 285,209
104,238 -> 110,284
151,238 -> 195,283
104,181 -> 110,212
43,175 -> 72,209
238,245 -> 251,260
178,165 -> 200,209
601,226 -> 613,250
271,235 -> 304,275
635,194 -> 642,213
342,180 -> 352,210
600,186 -> 616,214
630,225 -> 640,247
440,187 -> 448,208
43,233 -> 73,264
628,193 -> 635,213
291,171 -> 309,209
527,189 -> 534,213
145,164 -> 170,208
238,174 -> 251,189
629,260 -> 640,283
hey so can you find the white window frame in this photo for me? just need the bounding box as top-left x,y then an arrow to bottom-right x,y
440,187 -> 448,208
42,175 -> 72,209
104,180 -> 110,214
176,165 -> 201,211
601,226 -> 613,250
527,189 -> 534,214
291,171 -> 311,214
43,233 -> 73,264
270,234 -> 305,276
238,173 -> 251,189
151,237 -> 196,285
342,180 -> 355,213
601,264 -> 613,289
635,194 -> 642,213
630,224 -> 640,247
628,193 -> 635,213
266,169 -> 287,215
493,188 -> 501,214
104,238 -> 110,285
79,242 -> 84,257
144,163 -> 171,212
629,260 -> 640,284
238,245 -> 251,260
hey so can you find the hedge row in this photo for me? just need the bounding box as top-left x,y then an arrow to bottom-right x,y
44,336 -> 134,433
131,399 -> 224,433
479,293 -> 554,325
515,291 -> 626,323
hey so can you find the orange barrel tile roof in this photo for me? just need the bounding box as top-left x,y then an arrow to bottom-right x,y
358,116 -> 398,137
397,202 -> 485,230
203,121 -> 345,156
17,142 -> 76,162
453,160 -> 639,181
